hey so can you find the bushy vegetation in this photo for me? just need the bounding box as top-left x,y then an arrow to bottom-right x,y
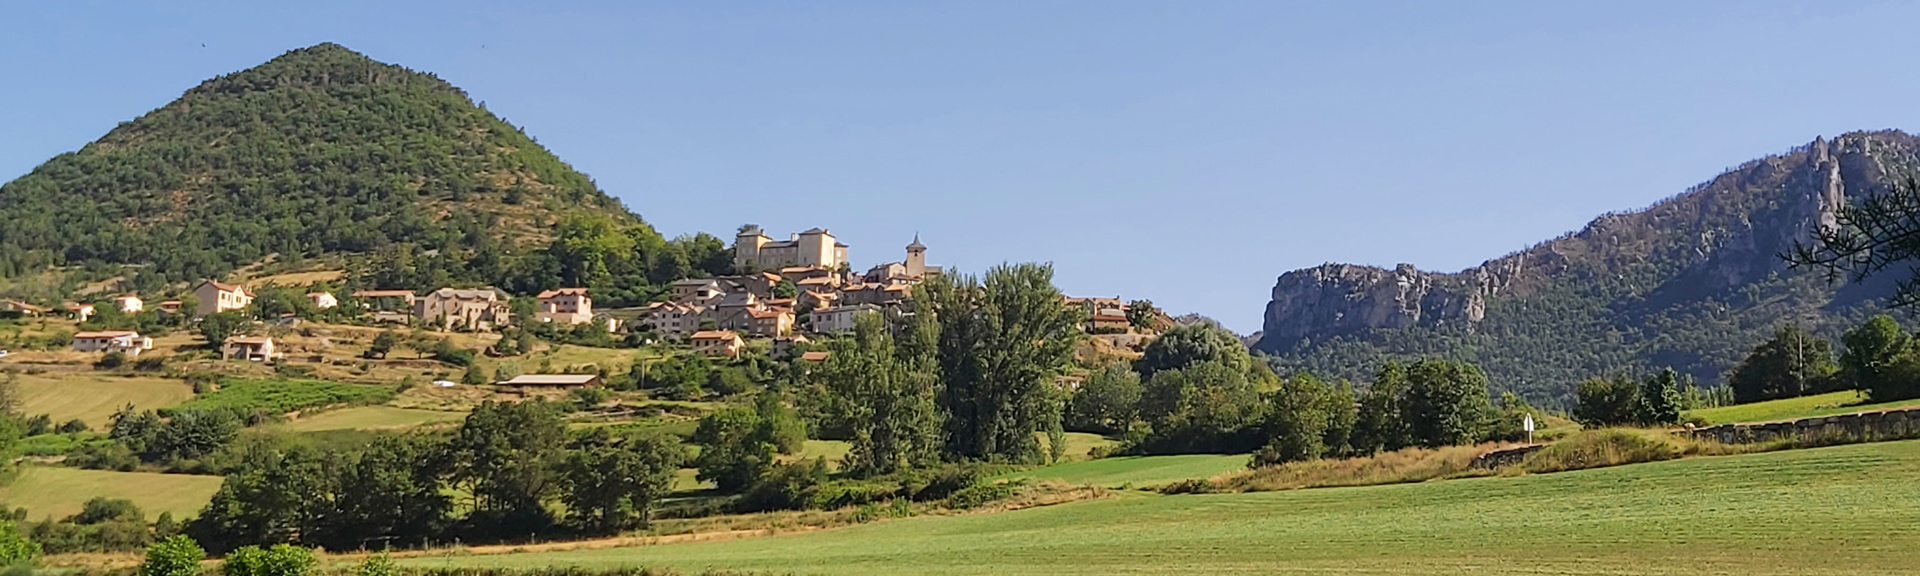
1572,368 -> 1684,427
17,497 -> 179,554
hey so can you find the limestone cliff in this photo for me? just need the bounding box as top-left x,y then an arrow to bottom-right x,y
1257,131 -> 1920,401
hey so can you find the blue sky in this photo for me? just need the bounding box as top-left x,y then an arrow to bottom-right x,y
6,1 -> 1920,332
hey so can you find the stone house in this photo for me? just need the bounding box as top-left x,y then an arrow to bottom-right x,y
194,280 -> 254,318
413,287 -> 510,331
536,288 -> 595,325
691,330 -> 744,358
644,301 -> 706,337
669,279 -> 725,304
733,226 -> 848,272
222,336 -> 277,361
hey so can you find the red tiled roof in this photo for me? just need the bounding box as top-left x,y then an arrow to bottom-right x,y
74,331 -> 138,339
537,288 -> 590,299
203,279 -> 251,294
354,289 -> 415,298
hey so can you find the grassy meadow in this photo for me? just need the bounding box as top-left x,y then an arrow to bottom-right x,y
1687,390 -> 1920,425
402,439 -> 1920,576
999,453 -> 1246,487
0,466 -> 222,521
14,373 -> 194,429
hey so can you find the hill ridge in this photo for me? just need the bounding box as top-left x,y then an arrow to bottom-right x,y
0,42 -> 645,296
1257,130 -> 1920,401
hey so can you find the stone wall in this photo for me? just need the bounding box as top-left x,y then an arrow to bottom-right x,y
1468,444 -> 1546,470
1689,406 -> 1920,445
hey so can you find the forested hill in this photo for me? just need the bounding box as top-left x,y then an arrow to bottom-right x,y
1257,131 -> 1920,404
0,43 -> 715,303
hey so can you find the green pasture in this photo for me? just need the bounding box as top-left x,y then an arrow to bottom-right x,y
1000,453 -> 1246,487
0,466 -> 222,521
1687,390 -> 1920,425
404,439 -> 1920,575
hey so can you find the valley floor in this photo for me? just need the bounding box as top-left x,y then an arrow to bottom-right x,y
400,439 -> 1920,575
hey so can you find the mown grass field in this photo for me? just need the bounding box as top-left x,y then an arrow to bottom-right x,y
275,405 -> 466,432
1688,390 -> 1920,425
0,466 -> 222,521
14,373 -> 194,429
999,453 -> 1246,487
404,440 -> 1920,575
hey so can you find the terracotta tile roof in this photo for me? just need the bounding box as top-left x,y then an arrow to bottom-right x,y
800,351 -> 831,362
691,330 -> 740,340
353,289 -> 415,298
74,331 -> 139,339
203,279 -> 250,294
537,288 -> 589,299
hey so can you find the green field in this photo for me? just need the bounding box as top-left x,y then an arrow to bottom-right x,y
0,466 -> 222,521
1688,390 -> 1920,425
172,377 -> 394,416
275,405 -> 466,431
404,440 -> 1920,575
999,453 -> 1246,487
14,373 -> 195,429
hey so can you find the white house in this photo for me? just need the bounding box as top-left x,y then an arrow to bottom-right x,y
72,331 -> 154,356
307,292 -> 338,309
113,295 -> 144,314
810,304 -> 882,334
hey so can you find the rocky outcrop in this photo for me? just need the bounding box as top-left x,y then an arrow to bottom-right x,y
1256,131 -> 1920,396
1262,263 -> 1486,343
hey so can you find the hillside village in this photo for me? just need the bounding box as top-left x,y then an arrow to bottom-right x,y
1,227 -> 1166,385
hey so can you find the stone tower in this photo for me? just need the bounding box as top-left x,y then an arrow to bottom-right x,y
905,234 -> 927,278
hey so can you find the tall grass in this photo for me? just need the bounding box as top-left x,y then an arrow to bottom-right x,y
1516,429 -> 1741,473
1195,445 -> 1495,493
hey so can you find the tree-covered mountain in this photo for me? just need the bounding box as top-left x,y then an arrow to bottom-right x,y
0,43 -> 728,304
1256,131 -> 1920,404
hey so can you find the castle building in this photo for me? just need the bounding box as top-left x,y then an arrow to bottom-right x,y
734,226 -> 848,272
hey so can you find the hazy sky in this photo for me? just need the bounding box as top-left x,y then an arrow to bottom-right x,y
6,1 -> 1920,332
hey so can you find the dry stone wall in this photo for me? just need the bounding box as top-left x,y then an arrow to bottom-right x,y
1689,406 -> 1920,445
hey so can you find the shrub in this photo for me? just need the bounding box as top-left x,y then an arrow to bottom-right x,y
1519,429 -> 1686,473
140,535 -> 204,576
736,459 -> 829,513
96,352 -> 128,370
944,482 -> 1017,509
911,463 -> 988,501
135,356 -> 168,372
0,521 -> 39,566
356,552 -> 396,576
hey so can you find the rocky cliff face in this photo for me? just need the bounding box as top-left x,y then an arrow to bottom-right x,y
1258,131 -> 1920,400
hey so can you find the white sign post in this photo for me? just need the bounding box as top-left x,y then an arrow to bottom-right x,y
1523,413 -> 1536,444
